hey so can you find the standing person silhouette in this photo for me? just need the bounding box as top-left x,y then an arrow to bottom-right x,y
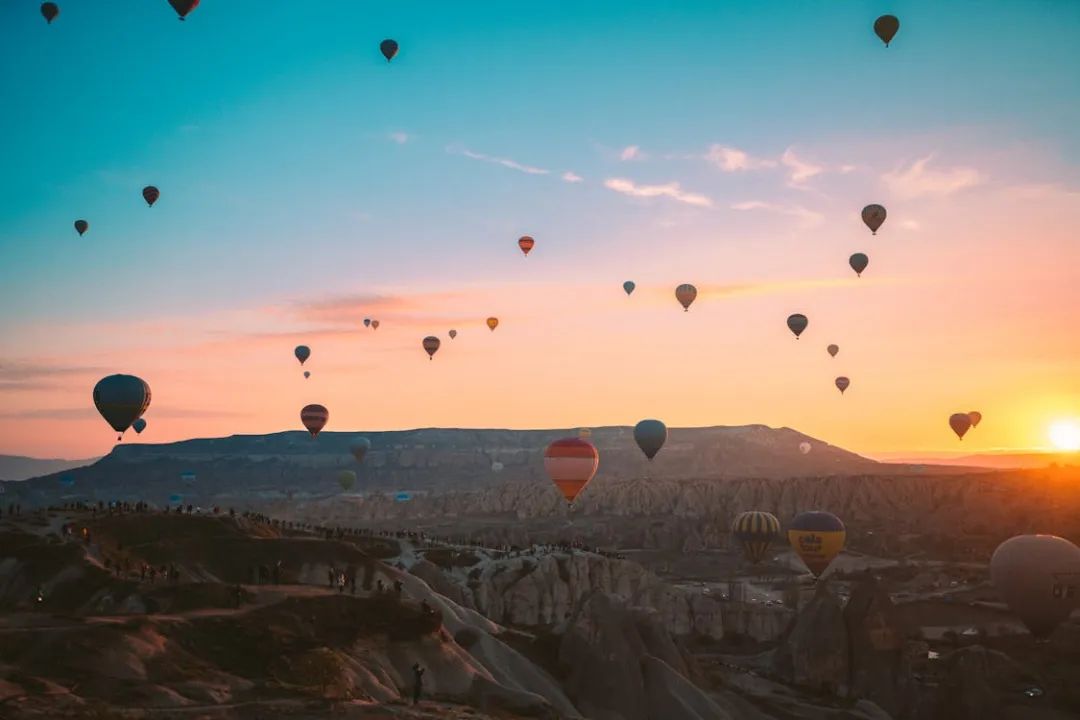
411,663 -> 425,705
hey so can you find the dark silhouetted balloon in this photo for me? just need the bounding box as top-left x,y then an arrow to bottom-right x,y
835,376 -> 850,394
93,374 -> 151,439
168,0 -> 200,20
732,511 -> 781,564
74,219 -> 88,236
303,371 -> 310,379
422,336 -> 440,359
518,236 -> 535,256
544,437 -> 599,505
142,186 -> 160,207
949,412 -> 972,440
294,345 -> 310,365
675,284 -> 697,311
449,329 -> 457,339
364,318 -> 371,327
380,39 -> 399,62
873,15 -> 900,47
301,404 -> 328,437
633,419 -> 668,460
132,418 -> 147,434
787,313 -> 808,339
849,253 -> 869,277
968,411 -> 982,428
862,204 -> 886,234
788,511 -> 845,578
371,320 -> 380,330
623,281 -> 636,296
486,317 -> 499,331
991,534 -> 1080,638
41,3 -> 59,24
827,344 -> 839,358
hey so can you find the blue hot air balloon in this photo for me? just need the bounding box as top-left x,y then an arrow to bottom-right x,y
395,491 -> 412,503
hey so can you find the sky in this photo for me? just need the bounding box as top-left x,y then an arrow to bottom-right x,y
1,1 -> 1079,459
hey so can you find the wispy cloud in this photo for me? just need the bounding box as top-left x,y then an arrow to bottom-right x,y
0,361 -> 106,381
449,145 -> 549,175
900,219 -> 922,231
604,178 -> 713,207
620,145 -> 644,161
882,155 -> 984,198
704,145 -> 776,172
780,148 -> 824,185
388,131 -> 410,144
731,200 -> 824,228
561,171 -> 584,183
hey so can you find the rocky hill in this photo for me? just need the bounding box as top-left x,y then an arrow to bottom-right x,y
0,454 -> 97,482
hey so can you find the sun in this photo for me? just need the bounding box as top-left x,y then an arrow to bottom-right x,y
1048,420 -> 1080,452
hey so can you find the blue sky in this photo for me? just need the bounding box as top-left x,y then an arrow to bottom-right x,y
1,1 -> 1079,457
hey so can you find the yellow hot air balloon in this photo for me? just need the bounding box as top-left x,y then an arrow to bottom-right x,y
486,317 -> 499,331
788,511 -> 845,578
732,511 -> 781,564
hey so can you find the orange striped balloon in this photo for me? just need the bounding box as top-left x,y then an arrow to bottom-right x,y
300,404 -> 328,438
544,437 -> 599,504
518,236 -> 535,256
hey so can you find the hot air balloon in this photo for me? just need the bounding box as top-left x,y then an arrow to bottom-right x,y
168,0 -> 199,20
60,474 -> 75,487
301,404 -> 328,438
350,437 -> 371,463
180,471 -> 196,484
422,336 -> 440,359
827,344 -> 839,358
849,253 -> 869,277
873,14 -> 900,47
968,411 -> 982,429
991,534 -> 1080,638
132,418 -> 147,434
93,374 -> 151,440
633,419 -> 667,461
338,470 -> 356,492
949,413 -> 972,440
675,284 -> 697,311
787,313 -> 808,339
486,317 -> 499,331
74,220 -> 88,236
371,320 -> 380,330
578,428 -> 592,439
364,318 -> 371,327
544,437 -> 599,505
380,39 -> 399,62
41,3 -> 59,24
862,204 -> 886,234
303,371 -> 310,379
623,281 -> 636,296
835,376 -> 850,394
142,186 -> 160,207
395,491 -> 412,502
518,236 -> 535,256
449,329 -> 457,339
788,511 -> 845,578
294,345 -> 311,365
799,441 -> 811,455
731,511 -> 781,564
169,493 -> 183,505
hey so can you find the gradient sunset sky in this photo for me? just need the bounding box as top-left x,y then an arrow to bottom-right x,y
2,1 -> 1078,459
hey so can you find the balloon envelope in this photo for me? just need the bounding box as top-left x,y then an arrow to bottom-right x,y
74,220 -> 88,236
873,14 -> 900,46
544,437 -> 599,504
449,329 -> 457,339
849,253 -> 869,277
486,317 -> 499,331
364,318 -> 371,327
303,371 -> 310,379
788,511 -> 845,578
395,491 -> 412,502
968,411 -> 982,428
675,284 -> 697,311
380,39 -> 399,61
518,236 -> 535,255
350,436 -> 371,463
633,419 -> 668,460
422,336 -> 440,358
93,375 -> 152,435
786,313 -> 808,339
799,441 -> 811,455
168,0 -> 200,19
623,281 -> 636,296
827,344 -> 839,358
294,345 -> 311,365
301,404 -> 328,437
732,511 -> 781,564
991,535 -> 1080,638
862,204 -> 886,234
949,413 -> 972,440
835,376 -> 850,394
41,3 -> 59,23
132,418 -> 147,434
338,470 -> 356,492
371,320 -> 380,330
142,186 -> 160,207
